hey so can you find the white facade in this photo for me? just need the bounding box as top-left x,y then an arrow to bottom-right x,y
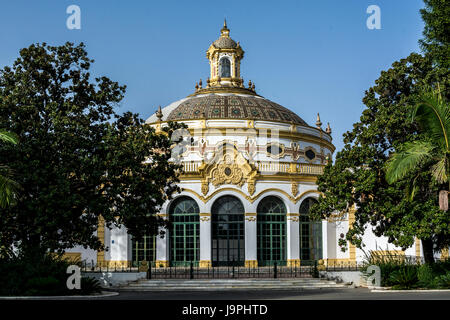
68,24 -> 448,268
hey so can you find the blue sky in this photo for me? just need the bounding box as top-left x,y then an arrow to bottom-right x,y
0,0 -> 426,152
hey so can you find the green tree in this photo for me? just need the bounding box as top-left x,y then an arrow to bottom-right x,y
311,53 -> 449,264
0,42 -> 182,257
311,0 -> 450,264
419,0 -> 450,70
386,90 -> 450,201
0,130 -> 20,208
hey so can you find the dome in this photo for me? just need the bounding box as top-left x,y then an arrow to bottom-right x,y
145,21 -> 317,130
146,93 -> 308,126
213,37 -> 237,49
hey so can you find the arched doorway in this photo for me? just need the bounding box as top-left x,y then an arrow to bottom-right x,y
211,195 -> 245,266
299,197 -> 322,265
169,196 -> 200,266
257,196 -> 287,266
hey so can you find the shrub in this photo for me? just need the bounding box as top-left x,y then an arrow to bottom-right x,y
389,266 -> 419,289
78,277 -> 103,295
24,276 -> 62,296
436,272 -> 450,289
0,251 -> 102,296
360,250 -> 416,287
417,264 -> 437,288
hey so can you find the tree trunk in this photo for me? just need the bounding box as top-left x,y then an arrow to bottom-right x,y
421,238 -> 435,264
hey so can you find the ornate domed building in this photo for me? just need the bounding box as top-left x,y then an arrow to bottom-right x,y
142,21 -> 335,268
68,21 -> 431,270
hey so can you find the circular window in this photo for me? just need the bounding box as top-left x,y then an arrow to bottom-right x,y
224,167 -> 232,176
267,144 -> 284,157
305,149 -> 316,160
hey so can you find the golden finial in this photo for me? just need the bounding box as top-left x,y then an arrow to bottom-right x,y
248,80 -> 252,88
156,106 -> 163,121
326,122 -> 332,134
221,18 -> 230,36
316,113 -> 322,129
195,82 -> 199,91
199,79 -> 202,88
251,83 -> 255,91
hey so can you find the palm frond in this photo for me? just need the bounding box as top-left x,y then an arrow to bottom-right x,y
405,174 -> 420,201
0,130 -> 18,145
385,140 -> 434,184
412,91 -> 450,152
0,171 -> 21,208
431,157 -> 448,184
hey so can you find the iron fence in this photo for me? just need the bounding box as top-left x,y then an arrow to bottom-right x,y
81,256 -> 447,277
145,263 -> 315,279
81,261 -> 318,279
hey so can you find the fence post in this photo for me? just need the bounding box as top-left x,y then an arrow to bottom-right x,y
232,261 -> 235,279
147,261 -> 152,280
190,261 -> 194,279
274,262 -> 278,279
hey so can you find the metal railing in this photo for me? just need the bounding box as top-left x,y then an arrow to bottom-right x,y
145,263 -> 315,279
81,261 -> 318,279
181,161 -> 324,175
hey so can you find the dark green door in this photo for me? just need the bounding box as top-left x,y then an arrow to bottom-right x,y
299,197 -> 322,265
212,195 -> 245,266
169,196 -> 200,267
257,196 -> 287,266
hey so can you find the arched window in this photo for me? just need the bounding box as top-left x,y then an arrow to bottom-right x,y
169,196 -> 200,266
211,195 -> 245,266
299,197 -> 322,264
219,57 -> 231,78
257,196 -> 287,266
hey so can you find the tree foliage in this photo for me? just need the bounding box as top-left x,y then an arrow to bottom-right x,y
0,130 -> 20,208
311,0 -> 450,263
0,42 -> 181,255
386,90 -> 450,190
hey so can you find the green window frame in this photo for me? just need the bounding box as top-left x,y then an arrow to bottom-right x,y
212,195 -> 245,266
132,234 -> 156,267
169,196 -> 200,267
299,197 -> 322,265
257,196 -> 287,266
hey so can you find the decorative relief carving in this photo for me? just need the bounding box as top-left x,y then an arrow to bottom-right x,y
245,216 -> 256,222
200,217 -> 210,222
201,181 -> 209,195
247,180 -> 256,196
199,143 -> 258,196
291,182 -> 298,196
211,162 -> 244,187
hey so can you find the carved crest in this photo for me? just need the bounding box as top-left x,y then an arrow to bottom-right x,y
199,143 -> 258,194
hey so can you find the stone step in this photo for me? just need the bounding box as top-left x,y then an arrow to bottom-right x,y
118,284 -> 350,291
117,278 -> 349,291
128,283 -> 337,287
131,280 -> 335,286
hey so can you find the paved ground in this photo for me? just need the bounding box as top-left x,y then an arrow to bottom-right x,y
97,287 -> 450,300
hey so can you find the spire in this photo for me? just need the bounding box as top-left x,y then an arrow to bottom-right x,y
221,18 -> 230,37
316,113 -> 322,129
156,106 -> 163,121
326,122 -> 332,134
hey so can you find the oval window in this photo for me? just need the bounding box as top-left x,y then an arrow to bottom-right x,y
305,149 -> 315,160
267,144 -> 282,156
